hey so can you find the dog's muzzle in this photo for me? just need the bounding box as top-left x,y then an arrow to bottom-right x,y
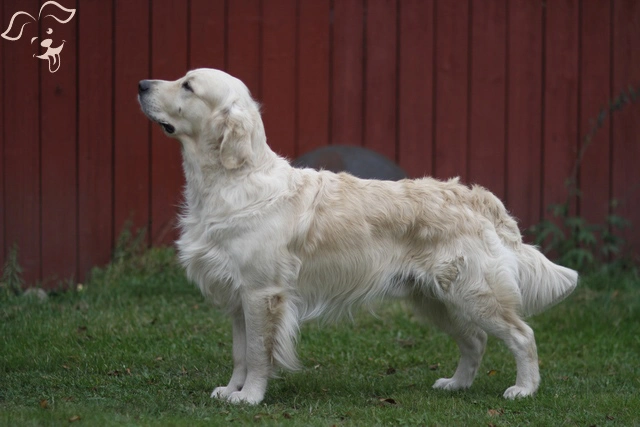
138,80 -> 175,134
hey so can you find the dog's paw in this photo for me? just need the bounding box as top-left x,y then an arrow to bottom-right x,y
227,390 -> 263,405
432,377 -> 471,391
211,386 -> 234,400
503,385 -> 535,399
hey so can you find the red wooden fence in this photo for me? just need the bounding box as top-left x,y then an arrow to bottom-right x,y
1,0 -> 639,287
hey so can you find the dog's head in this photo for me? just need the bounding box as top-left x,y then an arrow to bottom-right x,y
138,68 -> 261,170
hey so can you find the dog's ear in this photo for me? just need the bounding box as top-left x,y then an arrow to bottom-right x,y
219,104 -> 253,170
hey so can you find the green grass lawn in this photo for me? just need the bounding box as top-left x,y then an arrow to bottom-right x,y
1,248 -> 639,426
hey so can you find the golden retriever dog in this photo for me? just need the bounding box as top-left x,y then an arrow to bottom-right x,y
138,69 -> 578,405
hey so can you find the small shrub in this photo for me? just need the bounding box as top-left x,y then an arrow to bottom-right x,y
529,203 -> 631,272
1,245 -> 24,298
529,85 -> 639,273
112,220 -> 148,264
90,222 -> 181,285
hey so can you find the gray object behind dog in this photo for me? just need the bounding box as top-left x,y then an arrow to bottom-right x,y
293,145 -> 407,181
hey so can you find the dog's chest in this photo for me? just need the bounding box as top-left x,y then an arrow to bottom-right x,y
176,215 -> 243,305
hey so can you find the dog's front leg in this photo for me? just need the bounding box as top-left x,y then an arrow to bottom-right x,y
225,291 -> 271,405
227,288 -> 299,405
211,311 -> 247,400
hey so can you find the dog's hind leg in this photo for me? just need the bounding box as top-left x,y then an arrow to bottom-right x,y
481,266 -> 540,398
413,297 -> 487,391
433,326 -> 487,391
226,288 -> 300,404
475,308 -> 540,399
457,269 -> 540,398
211,310 -> 247,400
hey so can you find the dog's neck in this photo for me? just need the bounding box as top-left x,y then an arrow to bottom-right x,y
178,131 -> 289,221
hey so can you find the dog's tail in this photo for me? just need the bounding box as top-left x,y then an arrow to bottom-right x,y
515,244 -> 578,317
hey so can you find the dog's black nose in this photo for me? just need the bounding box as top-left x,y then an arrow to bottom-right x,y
138,80 -> 151,94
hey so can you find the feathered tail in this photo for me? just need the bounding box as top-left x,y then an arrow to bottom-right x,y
516,244 -> 578,317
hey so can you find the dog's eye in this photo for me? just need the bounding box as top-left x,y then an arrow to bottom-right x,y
182,81 -> 193,92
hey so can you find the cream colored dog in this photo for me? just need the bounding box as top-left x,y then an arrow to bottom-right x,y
138,69 -> 578,405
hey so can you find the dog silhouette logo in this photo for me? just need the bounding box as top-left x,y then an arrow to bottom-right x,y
1,1 -> 76,73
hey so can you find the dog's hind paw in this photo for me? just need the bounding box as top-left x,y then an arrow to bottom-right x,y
432,377 -> 471,391
503,385 -> 535,399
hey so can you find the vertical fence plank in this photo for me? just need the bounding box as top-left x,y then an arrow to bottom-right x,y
579,0 -> 611,225
114,0 -> 150,244
190,0 -> 225,70
39,0 -> 78,287
78,0 -> 114,280
468,0 -> 506,199
0,0 -> 4,266
398,0 -> 434,178
150,0 -> 188,246
543,0 -> 579,217
227,0 -> 261,97
612,0 -> 640,253
331,0 -> 364,146
363,0 -> 397,161
434,0 -> 469,180
3,0 -> 42,283
506,0 -> 543,229
297,0 -> 330,156
262,0 -> 297,159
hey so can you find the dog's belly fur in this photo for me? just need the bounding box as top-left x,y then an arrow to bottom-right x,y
294,243 -> 424,319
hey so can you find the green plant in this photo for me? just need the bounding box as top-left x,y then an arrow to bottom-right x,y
529,203 -> 630,272
112,220 -> 148,264
1,245 -> 24,298
529,85 -> 639,272
90,222 -> 181,286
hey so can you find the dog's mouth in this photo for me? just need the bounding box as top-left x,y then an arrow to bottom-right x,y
138,97 -> 175,135
159,122 -> 175,134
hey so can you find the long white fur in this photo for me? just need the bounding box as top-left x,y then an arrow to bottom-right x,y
138,68 -> 578,405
